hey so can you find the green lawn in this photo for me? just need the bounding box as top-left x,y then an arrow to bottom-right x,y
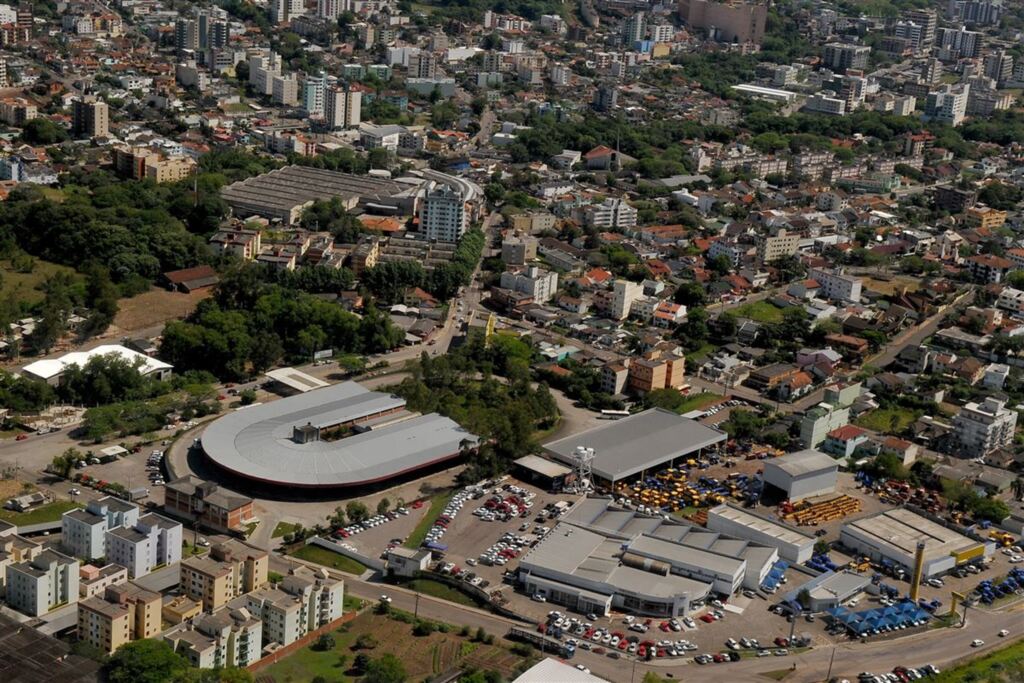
855,406 -> 919,434
403,578 -> 480,608
291,544 -> 370,575
404,491 -> 455,549
732,300 -> 785,324
673,391 -> 722,414
272,521 -> 300,538
0,258 -> 78,307
929,638 -> 1024,682
343,594 -> 365,613
181,541 -> 208,558
243,521 -> 258,538
0,500 -> 81,525
686,342 -> 716,363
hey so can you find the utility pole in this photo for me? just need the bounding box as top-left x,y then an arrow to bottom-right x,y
825,645 -> 836,682
414,592 -> 420,619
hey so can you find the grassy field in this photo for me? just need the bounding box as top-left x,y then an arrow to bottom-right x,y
862,275 -> 922,296
0,500 -> 81,525
403,578 -> 481,608
404,491 -> 455,549
112,288 -> 210,333
732,300 -> 785,324
929,638 -> 1024,682
272,521 -> 300,538
855,406 -> 919,434
259,610 -> 528,683
0,258 -> 77,307
673,391 -> 722,414
686,342 -> 716,363
291,544 -> 370,576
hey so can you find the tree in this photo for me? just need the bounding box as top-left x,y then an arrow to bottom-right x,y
972,496 -> 1009,523
814,539 -> 830,555
1011,477 -> 1024,502
673,282 -> 706,307
239,389 -> 256,405
313,633 -> 335,651
104,640 -> 189,683
376,497 -> 391,515
21,118 -> 69,144
363,654 -> 407,683
51,447 -> 82,478
353,653 -> 371,673
355,633 -> 378,650
346,500 -> 369,523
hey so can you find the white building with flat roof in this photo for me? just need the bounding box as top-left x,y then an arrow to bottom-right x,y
953,397 -> 1017,457
62,496 -> 140,561
762,449 -> 838,502
6,549 -> 80,616
420,184 -> 467,243
707,504 -> 815,563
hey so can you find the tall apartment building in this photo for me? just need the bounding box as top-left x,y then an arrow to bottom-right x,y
180,541 -> 269,611
271,0 -> 304,24
953,397 -> 1017,457
499,266 -> 559,303
174,8 -> 228,57
105,513 -> 182,579
62,497 -> 139,561
249,51 -> 283,96
302,72 -> 326,116
420,184 -> 467,243
164,607 -> 263,669
317,0 -> 344,19
584,198 -> 638,229
937,26 -> 981,59
924,84 -> 970,126
808,268 -> 863,303
983,50 -> 1013,85
610,279 -> 642,320
904,9 -> 937,43
623,11 -> 646,43
71,96 -> 109,138
408,51 -> 438,79
245,566 -> 344,647
756,229 -> 799,263
627,351 -> 685,394
822,43 -> 869,73
272,73 -> 299,106
678,0 -> 768,46
5,549 -> 79,616
324,85 -> 361,129
77,583 -> 161,654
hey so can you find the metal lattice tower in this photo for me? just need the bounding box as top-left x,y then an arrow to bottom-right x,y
573,446 -> 594,492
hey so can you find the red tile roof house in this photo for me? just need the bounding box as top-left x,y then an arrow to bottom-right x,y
823,425 -> 869,458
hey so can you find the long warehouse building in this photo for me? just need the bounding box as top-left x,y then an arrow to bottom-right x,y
707,504 -> 816,563
543,409 -> 727,486
840,509 -> 994,579
518,498 -> 778,618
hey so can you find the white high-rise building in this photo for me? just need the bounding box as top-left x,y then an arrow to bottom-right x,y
271,0 -> 305,24
303,72 -> 326,116
610,279 -> 642,320
249,51 -> 283,96
499,266 -> 559,303
317,0 -> 345,19
61,496 -> 140,561
924,83 -> 970,126
420,184 -> 466,243
324,85 -> 361,129
272,73 -> 299,106
105,513 -> 183,579
953,397 -> 1017,457
5,549 -> 79,616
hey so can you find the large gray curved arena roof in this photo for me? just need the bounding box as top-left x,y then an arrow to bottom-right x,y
201,382 -> 477,487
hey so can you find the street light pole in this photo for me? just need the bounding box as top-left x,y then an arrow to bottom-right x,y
414,592 -> 420,619
825,645 -> 836,682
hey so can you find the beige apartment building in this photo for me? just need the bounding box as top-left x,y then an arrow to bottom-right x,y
77,582 -> 161,654
180,541 -> 268,611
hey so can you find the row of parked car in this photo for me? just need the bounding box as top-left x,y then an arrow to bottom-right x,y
424,490 -> 473,546
334,506 -> 412,539
857,665 -> 940,682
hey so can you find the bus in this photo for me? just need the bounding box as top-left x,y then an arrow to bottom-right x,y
600,409 -> 630,419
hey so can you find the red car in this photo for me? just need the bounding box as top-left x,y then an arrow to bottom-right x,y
659,622 -> 670,631
15,434 -> 27,441
617,639 -> 628,650
712,654 -> 726,663
411,501 -> 424,509
637,646 -> 647,658
774,637 -> 789,647
700,614 -> 715,623
537,624 -> 546,634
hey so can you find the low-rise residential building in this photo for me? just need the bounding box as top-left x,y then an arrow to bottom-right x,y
61,496 -> 140,561
5,549 -> 80,616
499,266 -> 559,303
105,513 -> 182,579
164,606 -> 263,669
245,566 -> 344,647
822,425 -> 870,458
180,541 -> 269,611
952,397 -> 1017,457
77,582 -> 161,655
808,268 -> 863,303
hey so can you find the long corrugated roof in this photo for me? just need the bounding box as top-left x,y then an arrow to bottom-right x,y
201,381 -> 477,487
543,408 -> 726,481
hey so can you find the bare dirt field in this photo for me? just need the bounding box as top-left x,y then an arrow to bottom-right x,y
112,288 -> 210,333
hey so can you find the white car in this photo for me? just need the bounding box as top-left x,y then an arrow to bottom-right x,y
971,639 -> 984,647
1010,555 -> 1023,563
379,595 -> 392,604
998,629 -> 1009,637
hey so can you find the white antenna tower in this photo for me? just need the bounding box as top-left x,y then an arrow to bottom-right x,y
573,446 -> 594,493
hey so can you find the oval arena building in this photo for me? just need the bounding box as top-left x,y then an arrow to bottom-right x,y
200,381 -> 478,488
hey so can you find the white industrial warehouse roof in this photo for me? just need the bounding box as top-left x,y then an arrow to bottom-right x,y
764,449 -> 839,477
543,408 -> 726,482
22,344 -> 172,381
200,381 -> 477,487
843,509 -> 982,562
708,505 -> 814,547
264,367 -> 329,392
514,658 -> 609,683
